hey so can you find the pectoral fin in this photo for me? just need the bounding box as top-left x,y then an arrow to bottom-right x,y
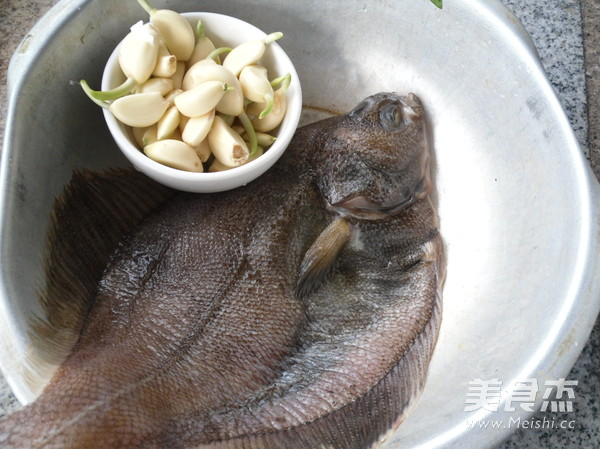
296,217 -> 351,298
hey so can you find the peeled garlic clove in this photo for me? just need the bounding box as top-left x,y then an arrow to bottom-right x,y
157,105 -> 181,140
208,115 -> 249,167
255,132 -> 277,148
135,77 -> 174,95
142,124 -> 158,147
165,88 -> 183,106
181,59 -> 218,89
208,158 -> 232,172
109,92 -> 168,127
171,61 -> 186,89
170,127 -> 183,141
118,21 -> 160,84
188,37 -> 217,68
222,32 -> 283,76
149,10 -> 195,61
248,74 -> 290,132
151,40 -> 177,77
239,65 -> 274,118
130,124 -> 158,149
188,20 -> 218,67
132,126 -> 148,148
179,113 -> 190,133
222,41 -> 264,77
144,139 -> 203,172
182,60 -> 244,116
174,81 -> 229,118
232,124 -> 245,136
249,89 -> 286,132
182,110 -> 215,147
192,138 -> 212,162
248,145 -> 264,162
208,145 -> 262,171
240,132 -> 277,150
153,55 -> 177,78
222,114 -> 235,126
239,65 -> 273,103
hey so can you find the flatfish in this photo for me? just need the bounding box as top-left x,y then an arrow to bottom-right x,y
0,92 -> 445,449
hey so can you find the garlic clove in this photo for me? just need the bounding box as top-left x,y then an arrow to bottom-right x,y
118,21 -> 160,85
254,132 -> 277,148
248,73 -> 291,132
182,60 -> 244,116
208,115 -> 249,167
188,20 -> 218,68
135,77 -> 174,96
156,105 -> 181,140
249,145 -> 264,161
171,61 -> 186,89
248,89 -> 286,132
152,55 -> 177,78
222,40 -> 264,77
109,92 -> 169,127
192,138 -> 212,162
232,124 -> 245,136
151,40 -> 177,77
144,139 -> 203,172
169,127 -> 183,141
182,110 -> 215,147
239,65 -> 274,118
164,88 -> 183,106
178,113 -> 190,133
208,146 -> 261,171
222,114 -> 235,126
222,32 -> 282,76
188,37 -> 217,68
142,124 -> 158,147
174,80 -> 229,118
208,158 -> 232,172
181,59 -> 218,89
149,9 -> 195,61
239,65 -> 273,104
132,126 -> 148,148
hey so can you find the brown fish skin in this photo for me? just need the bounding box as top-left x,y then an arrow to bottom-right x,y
0,92 -> 444,449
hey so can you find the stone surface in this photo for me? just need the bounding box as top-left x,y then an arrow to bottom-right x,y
0,1 -> 598,448
583,0 -> 600,178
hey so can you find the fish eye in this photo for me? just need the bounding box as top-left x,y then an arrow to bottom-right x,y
379,103 -> 404,130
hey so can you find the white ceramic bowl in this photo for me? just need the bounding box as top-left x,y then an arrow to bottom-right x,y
101,12 -> 302,193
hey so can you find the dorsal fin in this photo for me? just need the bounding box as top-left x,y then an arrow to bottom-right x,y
295,216 -> 351,298
30,169 -> 175,376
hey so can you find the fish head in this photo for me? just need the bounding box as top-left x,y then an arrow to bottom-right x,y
312,92 -> 430,220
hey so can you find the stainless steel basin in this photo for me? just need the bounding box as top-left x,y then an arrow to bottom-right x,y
2,1 -> 600,448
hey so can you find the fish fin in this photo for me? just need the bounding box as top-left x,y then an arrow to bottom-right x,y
296,217 -> 351,298
29,169 -> 175,387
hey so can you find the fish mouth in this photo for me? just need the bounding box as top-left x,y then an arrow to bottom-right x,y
328,194 -> 417,220
328,175 -> 430,220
